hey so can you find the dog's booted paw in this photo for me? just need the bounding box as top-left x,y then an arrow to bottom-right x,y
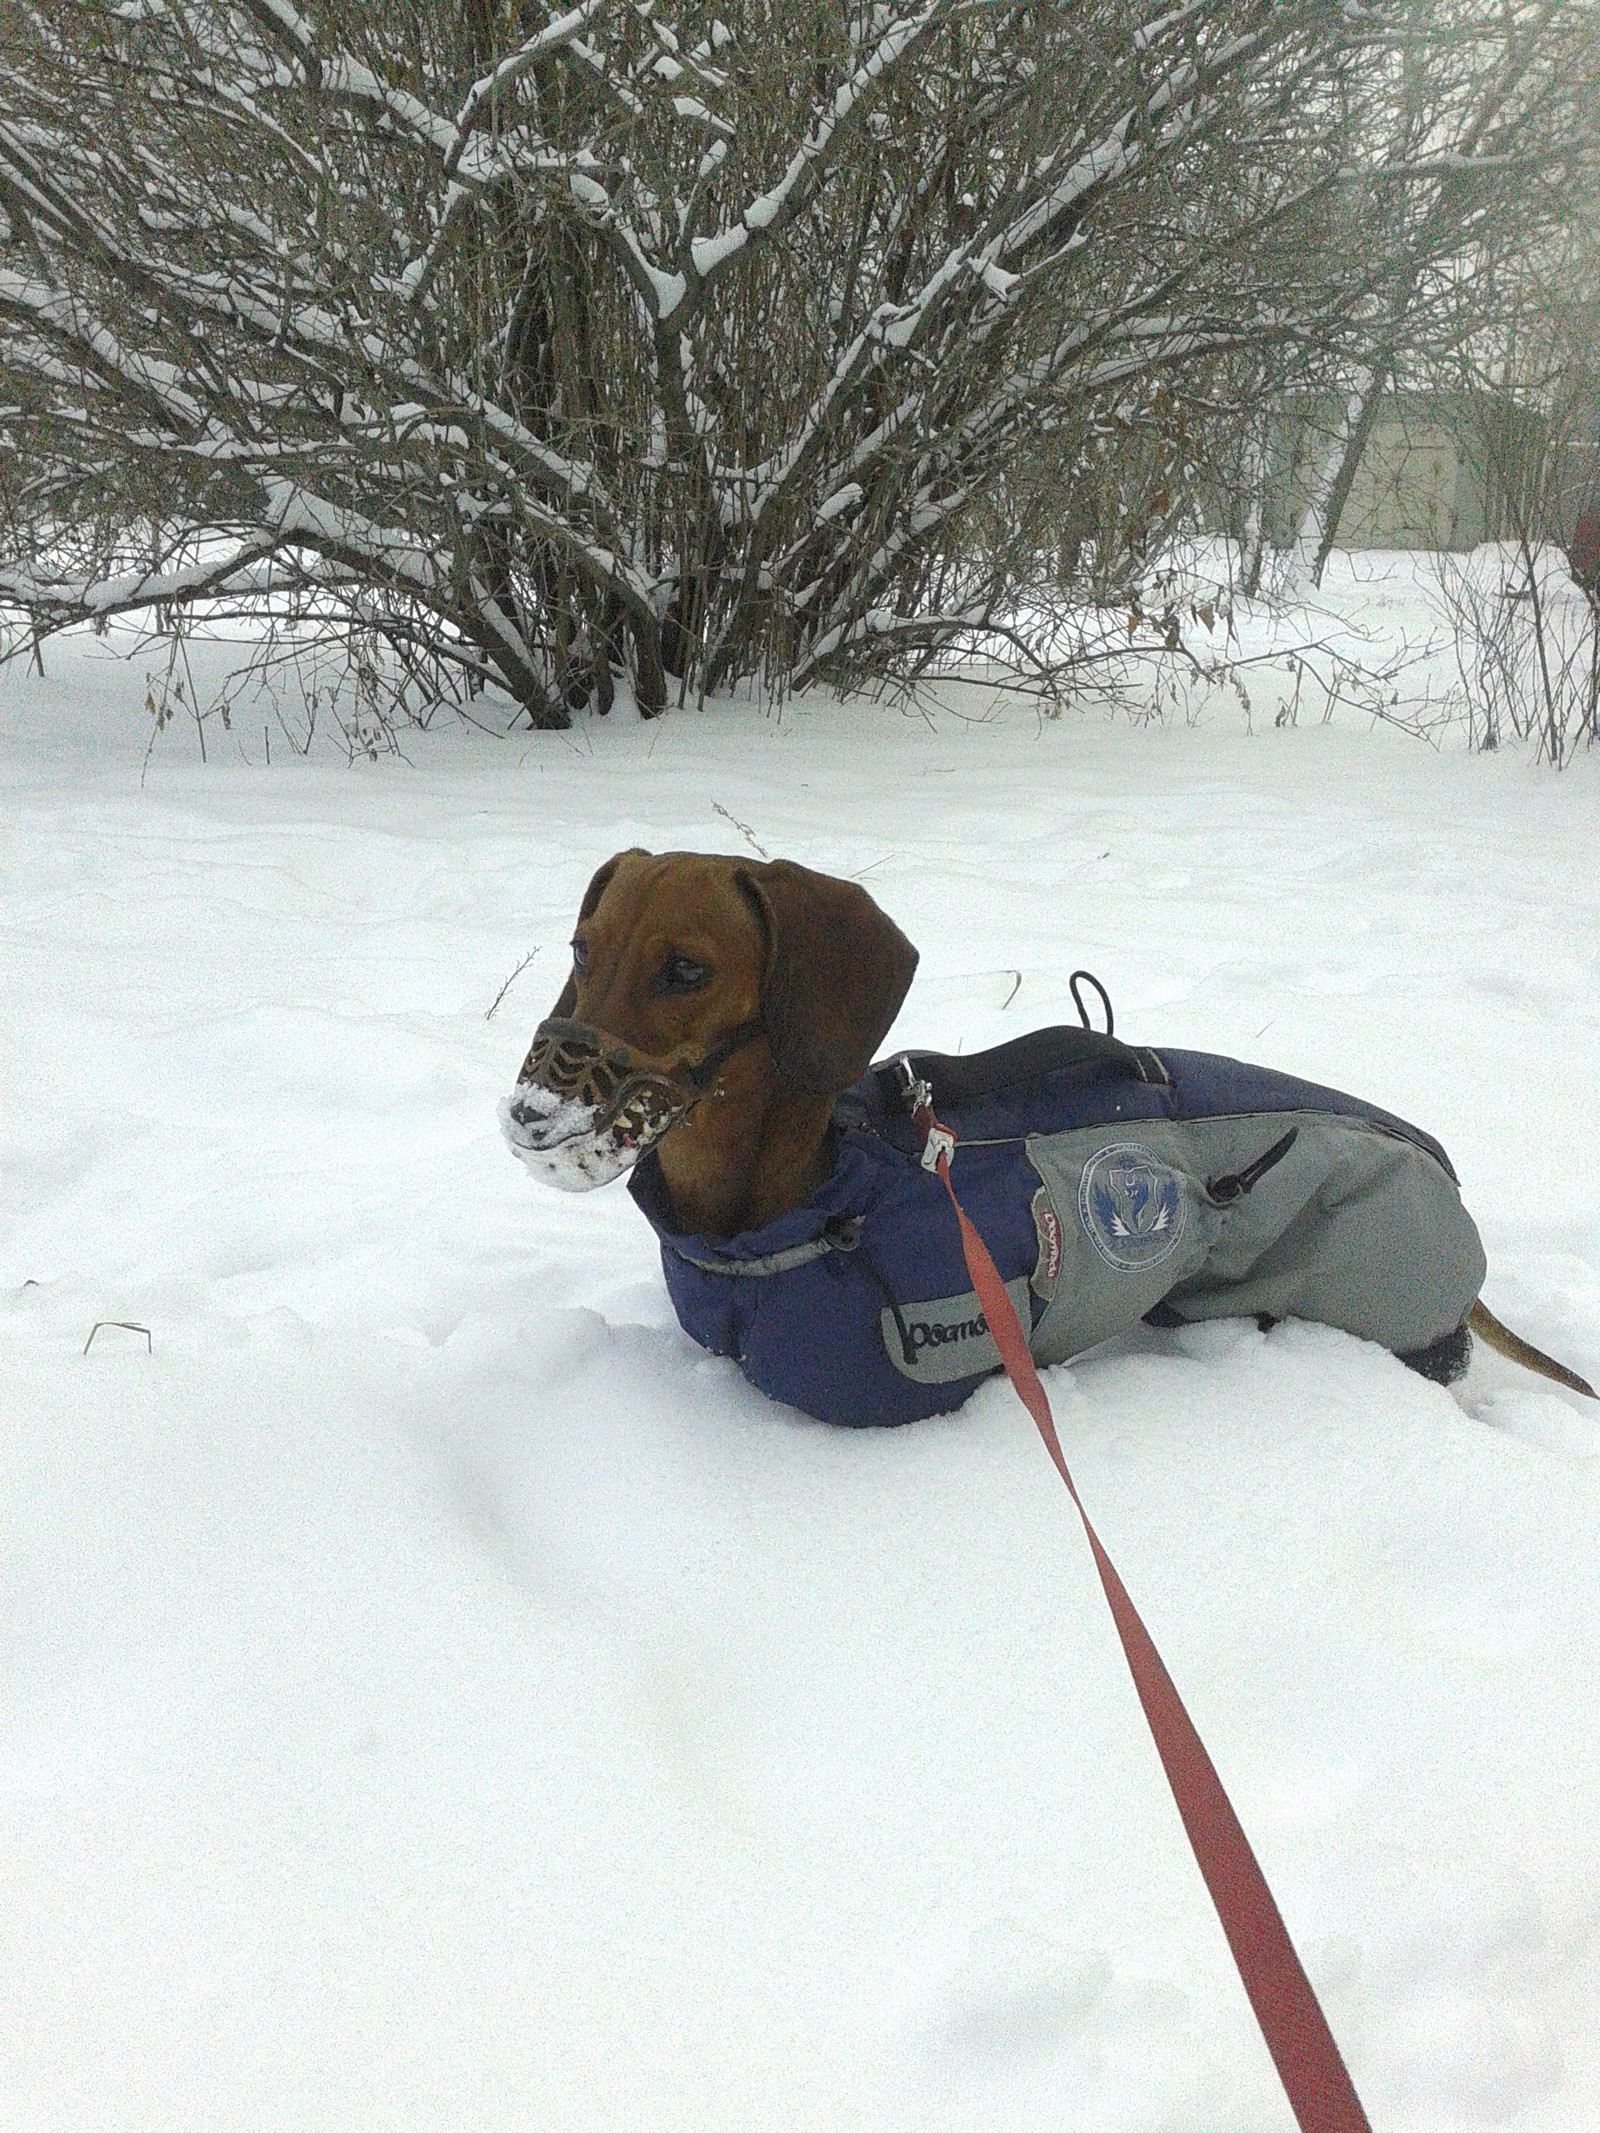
1399,1320 -> 1473,1386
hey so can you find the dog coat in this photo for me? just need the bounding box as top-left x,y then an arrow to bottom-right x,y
627,1027 -> 1487,1427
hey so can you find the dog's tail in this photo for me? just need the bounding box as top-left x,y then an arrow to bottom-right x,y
1467,1300 -> 1596,1399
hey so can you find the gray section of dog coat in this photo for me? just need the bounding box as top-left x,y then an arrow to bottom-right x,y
880,1277 -> 1034,1384
1026,1111 -> 1486,1365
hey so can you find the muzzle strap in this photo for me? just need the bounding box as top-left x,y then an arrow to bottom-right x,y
676,1015 -> 767,1090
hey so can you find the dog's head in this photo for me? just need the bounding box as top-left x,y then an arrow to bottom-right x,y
502,850 -> 918,1190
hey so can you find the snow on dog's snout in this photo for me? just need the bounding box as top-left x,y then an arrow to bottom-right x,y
500,1080 -> 636,1190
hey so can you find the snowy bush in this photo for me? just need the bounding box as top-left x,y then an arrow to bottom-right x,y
0,1 -> 1593,726
1433,545 -> 1599,765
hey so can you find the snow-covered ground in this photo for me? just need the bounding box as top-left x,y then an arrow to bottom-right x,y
4,562 -> 1599,2132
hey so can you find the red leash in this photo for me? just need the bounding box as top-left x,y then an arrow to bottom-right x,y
912,1095 -> 1371,2133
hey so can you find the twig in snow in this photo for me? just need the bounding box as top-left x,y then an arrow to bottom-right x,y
139,706 -> 160,791
84,1320 -> 152,1356
1001,970 -> 1022,1010
486,949 -> 539,1020
712,801 -> 769,860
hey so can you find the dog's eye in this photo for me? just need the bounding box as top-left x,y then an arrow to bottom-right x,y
571,938 -> 589,974
660,953 -> 708,993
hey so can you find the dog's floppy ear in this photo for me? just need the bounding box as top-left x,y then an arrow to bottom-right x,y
738,860 -> 918,1096
548,849 -> 648,1017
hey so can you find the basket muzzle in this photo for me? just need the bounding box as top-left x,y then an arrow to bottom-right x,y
501,1013 -> 764,1192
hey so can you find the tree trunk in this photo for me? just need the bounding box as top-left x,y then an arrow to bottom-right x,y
1291,364 -> 1386,587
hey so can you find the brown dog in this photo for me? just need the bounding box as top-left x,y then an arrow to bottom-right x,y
504,848 -> 1594,1401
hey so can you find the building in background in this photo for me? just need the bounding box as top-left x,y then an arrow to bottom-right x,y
1255,391 -> 1599,556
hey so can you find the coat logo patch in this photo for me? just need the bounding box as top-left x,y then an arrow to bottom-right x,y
1078,1142 -> 1186,1273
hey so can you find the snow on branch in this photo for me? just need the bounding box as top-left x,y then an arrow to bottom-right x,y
442,2 -> 613,179
682,3 -> 943,296
0,538 -> 284,622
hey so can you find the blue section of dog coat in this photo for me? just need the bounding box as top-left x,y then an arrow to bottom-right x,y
627,1045 -> 1484,1429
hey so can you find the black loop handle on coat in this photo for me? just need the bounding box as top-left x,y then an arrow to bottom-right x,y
1070,970 -> 1114,1037
878,1023 -> 1167,1111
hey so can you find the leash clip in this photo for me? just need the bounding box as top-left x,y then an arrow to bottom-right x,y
889,1055 -> 932,1115
890,1055 -> 955,1171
